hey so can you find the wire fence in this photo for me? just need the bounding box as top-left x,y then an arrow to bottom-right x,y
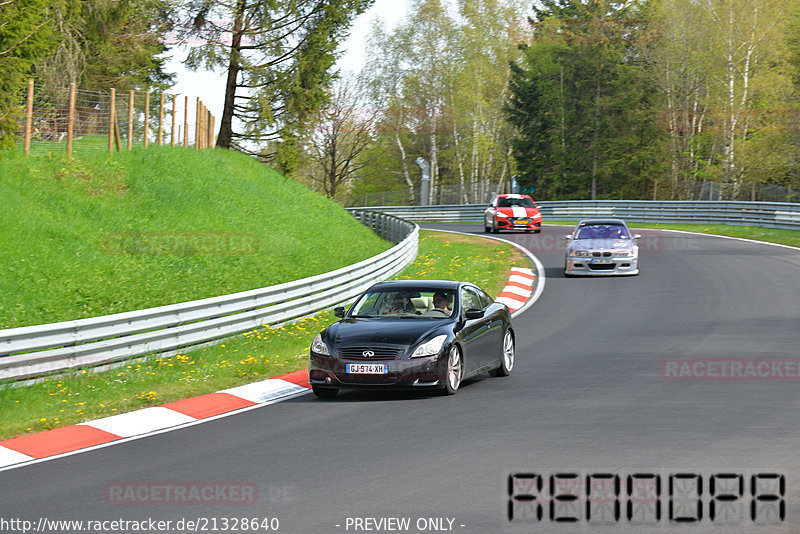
16,79 -> 217,157
339,182 -> 510,207
339,180 -> 800,206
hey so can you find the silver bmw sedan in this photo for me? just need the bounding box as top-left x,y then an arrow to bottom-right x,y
564,219 -> 641,276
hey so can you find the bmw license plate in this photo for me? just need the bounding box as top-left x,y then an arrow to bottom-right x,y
514,219 -> 529,225
346,363 -> 388,374
591,259 -> 614,264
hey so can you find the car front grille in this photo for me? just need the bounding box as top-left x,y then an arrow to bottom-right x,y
592,251 -> 612,257
588,263 -> 616,270
337,346 -> 403,360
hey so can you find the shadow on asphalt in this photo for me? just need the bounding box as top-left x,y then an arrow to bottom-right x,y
288,377 -> 487,403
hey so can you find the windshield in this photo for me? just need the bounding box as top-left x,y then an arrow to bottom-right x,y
574,224 -> 630,240
349,289 -> 456,318
497,197 -> 535,208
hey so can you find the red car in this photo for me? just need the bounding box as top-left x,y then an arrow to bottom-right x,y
484,194 -> 543,233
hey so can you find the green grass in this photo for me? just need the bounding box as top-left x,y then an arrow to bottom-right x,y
543,220 -> 800,248
394,230 -> 528,297
0,146 -> 390,328
0,230 -> 529,440
630,223 -> 800,248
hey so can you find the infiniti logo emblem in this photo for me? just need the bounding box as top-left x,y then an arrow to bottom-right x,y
362,350 -> 375,358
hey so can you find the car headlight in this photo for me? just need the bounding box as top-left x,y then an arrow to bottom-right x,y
411,335 -> 447,358
496,212 -> 508,218
311,333 -> 331,356
614,250 -> 632,257
570,250 -> 590,257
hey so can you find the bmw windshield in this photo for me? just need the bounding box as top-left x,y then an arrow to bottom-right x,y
574,224 -> 630,240
349,289 -> 456,318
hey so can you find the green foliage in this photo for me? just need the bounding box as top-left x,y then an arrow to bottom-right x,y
185,0 -> 373,158
0,0 -> 57,147
0,146 -> 389,328
506,0 -> 664,200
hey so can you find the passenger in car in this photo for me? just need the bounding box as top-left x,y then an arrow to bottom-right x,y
388,294 -> 415,314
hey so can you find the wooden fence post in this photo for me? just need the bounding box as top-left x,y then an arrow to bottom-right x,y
24,79 -> 33,157
144,92 -> 150,148
171,94 -> 176,146
66,83 -> 76,157
108,87 -> 115,155
195,97 -> 201,150
128,91 -> 134,150
208,112 -> 215,148
158,93 -> 164,146
206,111 -> 214,148
183,96 -> 188,148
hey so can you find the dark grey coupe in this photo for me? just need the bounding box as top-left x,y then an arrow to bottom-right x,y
308,280 -> 515,398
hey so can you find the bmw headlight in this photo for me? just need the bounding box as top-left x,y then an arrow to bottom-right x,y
411,335 -> 447,358
570,250 -> 590,257
311,333 -> 331,356
614,250 -> 632,257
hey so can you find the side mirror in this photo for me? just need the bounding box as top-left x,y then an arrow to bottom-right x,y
633,234 -> 642,240
465,308 -> 485,320
563,234 -> 572,240
333,306 -> 346,318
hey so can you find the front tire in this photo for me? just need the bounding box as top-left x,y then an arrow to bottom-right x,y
442,345 -> 463,395
491,219 -> 499,234
490,330 -> 514,377
312,386 -> 339,399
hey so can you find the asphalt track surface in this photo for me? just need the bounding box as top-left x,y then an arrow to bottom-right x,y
2,223 -> 800,534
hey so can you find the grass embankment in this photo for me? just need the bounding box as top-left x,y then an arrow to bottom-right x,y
0,230 -> 528,439
544,220 -> 800,248
0,146 -> 389,328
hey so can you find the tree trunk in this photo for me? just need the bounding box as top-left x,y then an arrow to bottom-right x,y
591,76 -> 601,200
216,0 -> 245,149
395,132 -> 415,204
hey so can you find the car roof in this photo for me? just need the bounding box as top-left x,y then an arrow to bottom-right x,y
496,193 -> 533,199
577,218 -> 628,226
369,279 -> 463,291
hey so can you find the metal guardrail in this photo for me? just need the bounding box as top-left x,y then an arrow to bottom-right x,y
0,211 -> 418,381
350,201 -> 800,231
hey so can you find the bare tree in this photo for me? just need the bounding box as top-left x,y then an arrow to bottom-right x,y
306,76 -> 378,198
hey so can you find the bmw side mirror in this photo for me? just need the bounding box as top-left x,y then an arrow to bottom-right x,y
334,306 -> 346,318
465,308 -> 485,320
633,234 -> 642,240
563,234 -> 572,240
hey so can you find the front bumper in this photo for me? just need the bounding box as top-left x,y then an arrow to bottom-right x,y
308,352 -> 447,389
496,217 -> 542,231
565,255 -> 639,276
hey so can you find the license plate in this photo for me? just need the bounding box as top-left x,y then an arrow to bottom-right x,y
346,363 -> 388,374
514,219 -> 529,225
591,259 -> 614,264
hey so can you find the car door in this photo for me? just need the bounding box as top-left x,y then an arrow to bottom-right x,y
476,286 -> 505,364
458,286 -> 495,374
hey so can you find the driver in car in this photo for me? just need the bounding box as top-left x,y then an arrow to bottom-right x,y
432,292 -> 451,314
